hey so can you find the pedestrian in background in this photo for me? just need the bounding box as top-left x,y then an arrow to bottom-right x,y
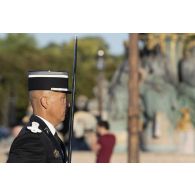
87,120 -> 116,163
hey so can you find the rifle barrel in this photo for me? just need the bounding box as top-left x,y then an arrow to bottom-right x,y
68,36 -> 78,163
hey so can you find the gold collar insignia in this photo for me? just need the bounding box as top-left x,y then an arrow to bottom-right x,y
53,149 -> 60,158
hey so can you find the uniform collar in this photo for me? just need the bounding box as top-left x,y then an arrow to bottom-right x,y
35,115 -> 56,135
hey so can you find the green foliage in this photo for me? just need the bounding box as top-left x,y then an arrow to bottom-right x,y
0,34 -> 123,124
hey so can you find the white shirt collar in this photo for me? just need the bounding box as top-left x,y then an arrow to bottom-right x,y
36,115 -> 56,135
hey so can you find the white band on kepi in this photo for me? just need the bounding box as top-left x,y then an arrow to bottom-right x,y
51,88 -> 69,92
29,75 -> 68,78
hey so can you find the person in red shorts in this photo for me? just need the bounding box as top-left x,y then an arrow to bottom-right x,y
90,120 -> 116,163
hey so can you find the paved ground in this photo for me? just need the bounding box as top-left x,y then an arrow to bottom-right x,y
1,137 -> 195,163
71,151 -> 195,163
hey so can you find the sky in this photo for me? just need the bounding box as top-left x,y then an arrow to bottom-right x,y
33,33 -> 128,55
0,33 -> 128,55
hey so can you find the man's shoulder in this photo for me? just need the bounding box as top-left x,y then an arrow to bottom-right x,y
18,121 -> 44,137
9,121 -> 53,160
13,120 -> 49,146
7,122 -> 48,163
13,127 -> 42,146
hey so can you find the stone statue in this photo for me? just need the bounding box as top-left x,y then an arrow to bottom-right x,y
108,60 -> 129,121
180,47 -> 195,87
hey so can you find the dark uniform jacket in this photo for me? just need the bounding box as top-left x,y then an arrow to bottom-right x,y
7,115 -> 68,163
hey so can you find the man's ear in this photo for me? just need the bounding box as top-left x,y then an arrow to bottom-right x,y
40,96 -> 48,109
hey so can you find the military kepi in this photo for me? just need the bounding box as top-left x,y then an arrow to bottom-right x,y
28,71 -> 71,93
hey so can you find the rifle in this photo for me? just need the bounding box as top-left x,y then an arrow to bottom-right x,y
67,36 -> 78,163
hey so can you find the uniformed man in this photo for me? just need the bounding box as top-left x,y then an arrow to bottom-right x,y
7,71 -> 71,163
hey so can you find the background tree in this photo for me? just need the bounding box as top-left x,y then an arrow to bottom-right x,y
0,34 -> 123,126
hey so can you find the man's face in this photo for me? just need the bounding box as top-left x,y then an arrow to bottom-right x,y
47,91 -> 67,125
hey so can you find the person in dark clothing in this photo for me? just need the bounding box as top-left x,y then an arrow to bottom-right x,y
90,120 -> 116,163
7,71 -> 71,163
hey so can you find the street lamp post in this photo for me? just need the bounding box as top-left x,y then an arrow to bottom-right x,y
96,50 -> 105,120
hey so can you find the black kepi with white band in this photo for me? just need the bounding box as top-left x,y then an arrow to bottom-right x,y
28,71 -> 71,93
